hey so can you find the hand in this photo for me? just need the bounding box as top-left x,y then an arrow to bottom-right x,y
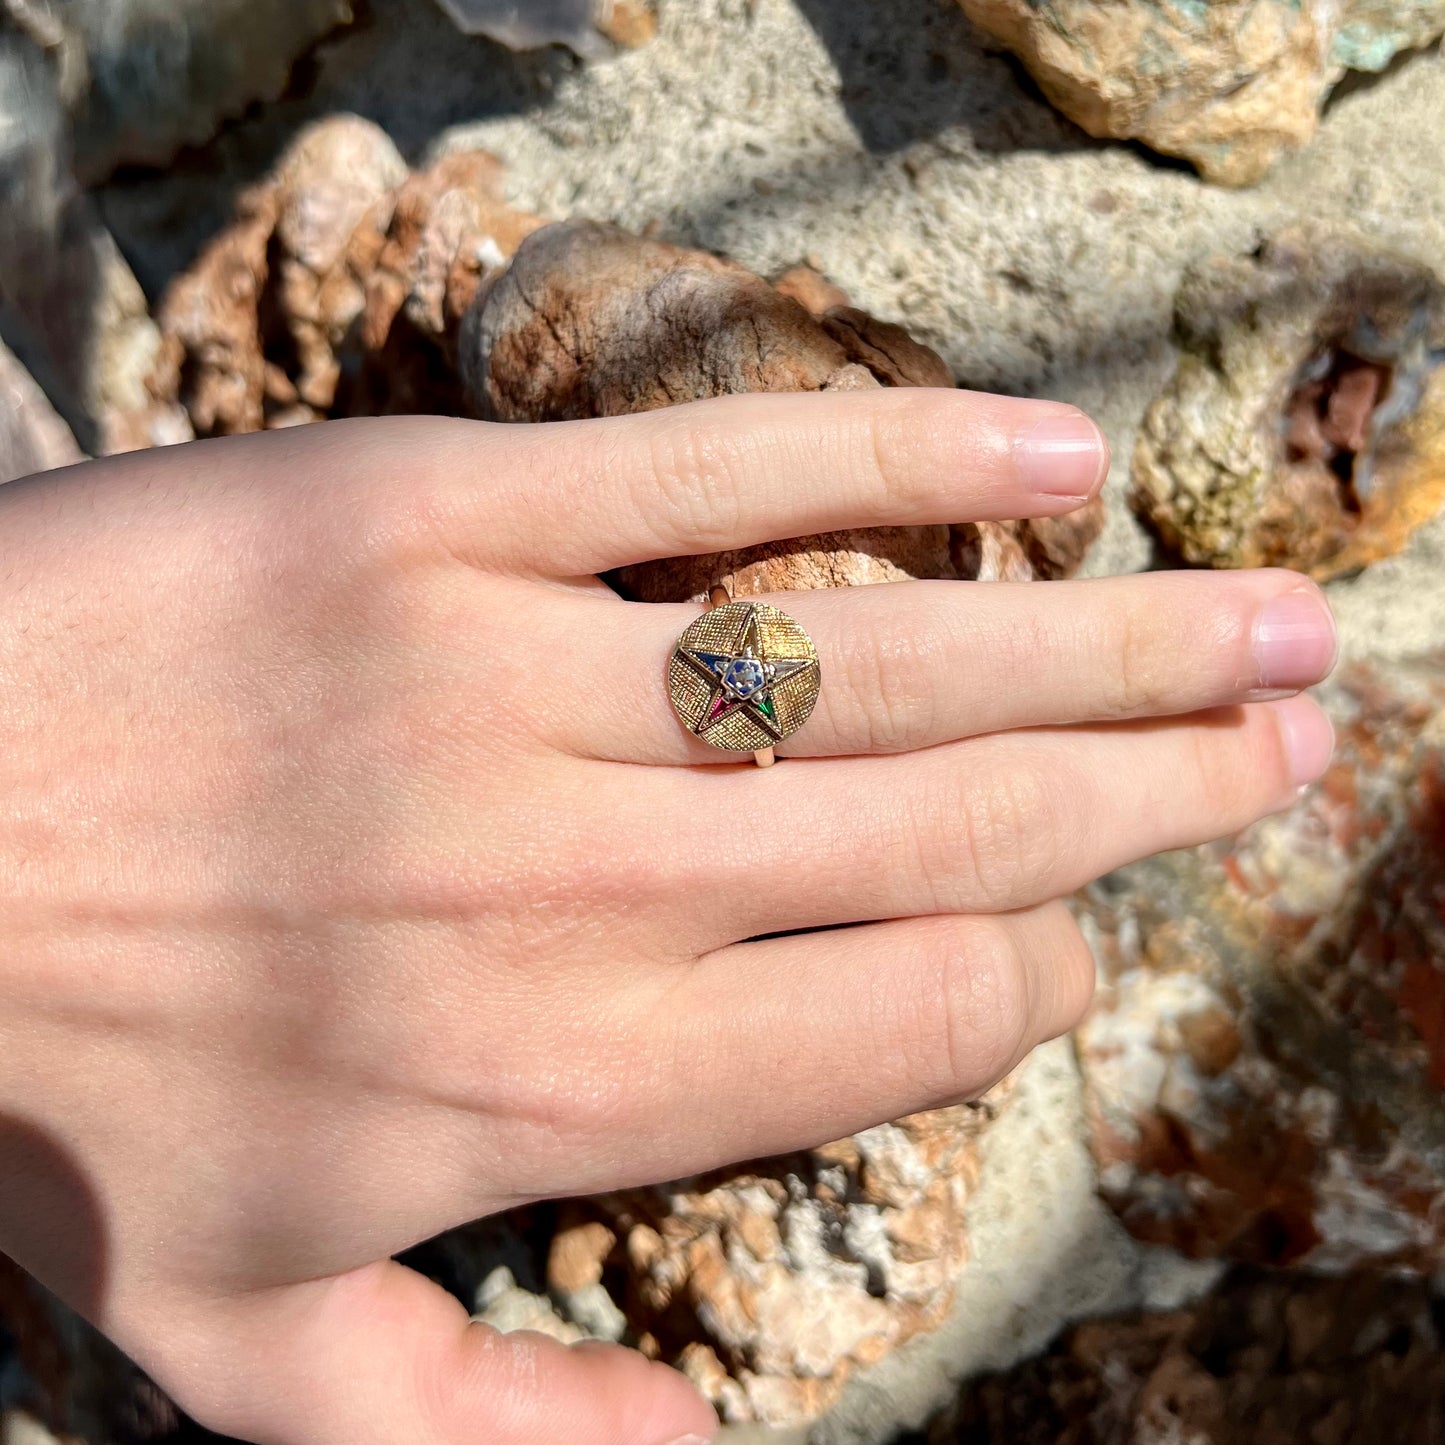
0,391 -> 1335,1445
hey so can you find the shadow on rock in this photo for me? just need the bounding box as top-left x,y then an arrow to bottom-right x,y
792,0 -> 1095,157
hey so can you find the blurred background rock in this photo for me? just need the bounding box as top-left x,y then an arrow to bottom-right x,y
1,2 -> 1443,1443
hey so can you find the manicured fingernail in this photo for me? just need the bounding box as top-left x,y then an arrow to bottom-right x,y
1251,586 -> 1338,692
1272,696 -> 1335,788
1016,410 -> 1109,498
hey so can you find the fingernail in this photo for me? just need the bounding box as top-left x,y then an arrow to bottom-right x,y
1251,586 -> 1338,692
1272,696 -> 1335,788
1015,410 -> 1109,498
659,1436 -> 712,1445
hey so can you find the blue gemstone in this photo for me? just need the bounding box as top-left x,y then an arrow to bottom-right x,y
724,657 -> 767,698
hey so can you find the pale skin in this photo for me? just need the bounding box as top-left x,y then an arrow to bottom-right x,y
0,389 -> 1337,1445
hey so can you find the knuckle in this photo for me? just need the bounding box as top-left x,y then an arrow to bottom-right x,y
1101,605 -> 1164,718
836,622 -> 939,753
947,761 -> 1066,911
855,392 -> 945,521
909,919 -> 1031,1097
350,416 -> 486,560
639,413 -> 742,553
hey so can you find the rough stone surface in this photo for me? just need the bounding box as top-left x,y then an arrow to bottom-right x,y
428,0 -> 655,55
5,0 -> 355,181
542,1102 -> 1008,1425
958,0 -> 1445,186
462,218 -> 1101,600
1078,651 -> 1445,1270
0,339 -> 83,482
151,115 -> 545,435
0,27 -> 191,455
1133,227 -> 1445,580
930,1267 -> 1445,1445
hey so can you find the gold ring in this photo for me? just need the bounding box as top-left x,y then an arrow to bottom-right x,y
667,586 -> 821,767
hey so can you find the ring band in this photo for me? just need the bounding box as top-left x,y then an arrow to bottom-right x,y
667,586 -> 821,767
708,587 -> 776,768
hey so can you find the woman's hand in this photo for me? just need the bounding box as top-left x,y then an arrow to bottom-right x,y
0,391 -> 1335,1445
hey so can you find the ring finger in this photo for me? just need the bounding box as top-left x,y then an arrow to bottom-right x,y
555,569 -> 1336,763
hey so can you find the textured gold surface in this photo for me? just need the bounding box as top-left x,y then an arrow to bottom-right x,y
668,601 -> 821,752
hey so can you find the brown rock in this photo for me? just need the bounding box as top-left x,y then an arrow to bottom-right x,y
957,0 -> 1445,186
817,307 -> 955,390
151,177 -> 281,437
462,220 -> 866,422
1133,227 -> 1445,580
932,1267 -> 1445,1445
1078,650 -> 1445,1269
151,116 -> 545,437
352,151 -> 547,419
460,219 -> 1102,600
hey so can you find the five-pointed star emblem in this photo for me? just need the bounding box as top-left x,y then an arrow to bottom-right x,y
676,604 -> 818,741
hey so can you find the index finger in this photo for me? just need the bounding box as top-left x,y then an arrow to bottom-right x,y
424,387 -> 1108,576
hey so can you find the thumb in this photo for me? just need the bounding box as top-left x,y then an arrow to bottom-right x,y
169,1259 -> 718,1445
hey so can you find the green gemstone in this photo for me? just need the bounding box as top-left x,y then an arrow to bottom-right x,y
756,694 -> 776,721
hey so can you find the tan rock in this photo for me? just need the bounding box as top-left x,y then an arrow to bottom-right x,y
958,0 -> 1445,185
558,1098 -> 1009,1424
1078,651 -> 1445,1269
771,264 -> 851,318
1133,227 -> 1445,580
546,1218 -> 616,1294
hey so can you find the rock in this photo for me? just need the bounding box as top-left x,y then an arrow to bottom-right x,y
351,150 -> 547,418
957,0 -> 1445,185
1133,227 -> 1445,580
0,1257 -> 176,1443
931,1267 -> 1445,1445
151,116 -> 545,435
463,219 -> 883,419
455,1100 -> 1010,1426
7,0 -> 355,181
0,339 -> 83,483
460,219 -> 1103,600
0,26 -> 192,456
1,1413 -> 70,1445
771,265 -> 852,319
427,0 -> 654,56
1077,650 -> 1445,1270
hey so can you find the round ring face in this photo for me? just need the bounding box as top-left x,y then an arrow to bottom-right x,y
668,601 -> 821,752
